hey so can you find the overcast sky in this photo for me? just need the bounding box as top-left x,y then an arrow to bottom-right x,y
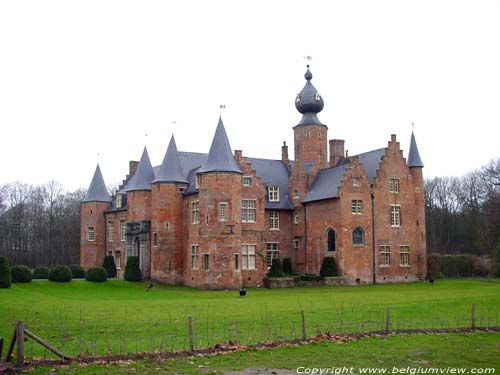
1,0 -> 499,192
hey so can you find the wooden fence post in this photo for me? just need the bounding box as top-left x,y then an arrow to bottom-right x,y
0,337 -> 4,363
188,315 -> 194,352
471,304 -> 476,330
16,321 -> 24,366
301,310 -> 306,340
386,306 -> 391,332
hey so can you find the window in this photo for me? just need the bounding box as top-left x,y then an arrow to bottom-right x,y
351,200 -> 363,215
268,186 -> 280,202
116,194 -> 123,209
293,238 -> 299,251
120,220 -> 126,242
293,189 -> 299,199
219,202 -> 228,222
87,227 -> 95,242
379,245 -> 391,267
353,177 -> 360,187
294,213 -> 299,225
203,254 -> 209,271
242,244 -> 256,270
243,176 -> 252,186
191,245 -> 199,270
352,227 -> 365,246
153,232 -> 158,247
235,253 -> 240,271
195,175 -> 201,189
327,228 -> 336,252
192,201 -> 200,224
115,251 -> 121,270
400,245 -> 410,267
107,220 -> 114,242
266,243 -> 279,267
390,205 -> 401,227
389,178 -> 400,193
269,211 -> 279,230
242,200 -> 256,223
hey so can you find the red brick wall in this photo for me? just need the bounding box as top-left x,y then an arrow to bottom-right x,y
103,210 -> 127,278
80,201 -> 109,270
126,190 -> 151,222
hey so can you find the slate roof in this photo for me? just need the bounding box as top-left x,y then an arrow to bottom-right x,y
198,117 -> 242,174
82,164 -> 111,203
125,147 -> 155,191
153,136 -> 188,184
407,132 -> 424,167
295,66 -> 324,126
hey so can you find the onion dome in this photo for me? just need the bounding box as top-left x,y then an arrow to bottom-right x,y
295,65 -> 324,125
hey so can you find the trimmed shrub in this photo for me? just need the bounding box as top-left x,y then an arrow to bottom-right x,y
33,266 -> 50,279
494,238 -> 500,277
320,256 -> 337,277
49,265 -> 72,282
124,256 -> 142,281
11,265 -> 32,283
282,258 -> 292,275
268,258 -> 284,278
85,267 -> 108,282
102,255 -> 117,278
0,256 -> 12,288
70,264 -> 85,279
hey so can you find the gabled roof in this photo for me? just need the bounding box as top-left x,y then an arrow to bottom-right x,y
407,132 -> 424,167
153,136 -> 188,184
125,147 -> 155,192
355,148 -> 386,182
198,117 -> 243,174
82,164 -> 111,203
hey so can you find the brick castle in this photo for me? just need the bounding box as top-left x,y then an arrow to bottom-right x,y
80,66 -> 427,288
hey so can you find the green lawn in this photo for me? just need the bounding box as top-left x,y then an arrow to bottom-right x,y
0,279 -> 499,359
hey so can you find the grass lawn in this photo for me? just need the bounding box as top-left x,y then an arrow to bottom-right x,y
0,279 -> 499,358
27,331 -> 500,374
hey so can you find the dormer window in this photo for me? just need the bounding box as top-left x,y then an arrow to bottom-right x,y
116,194 -> 122,208
195,175 -> 201,189
268,186 -> 279,202
295,94 -> 300,103
315,92 -> 321,101
243,176 -> 252,187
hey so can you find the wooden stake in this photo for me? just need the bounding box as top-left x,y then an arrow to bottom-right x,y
24,329 -> 72,361
188,316 -> 194,352
16,321 -> 24,366
5,326 -> 17,362
0,336 -> 4,363
301,310 -> 306,340
386,306 -> 391,332
471,304 -> 476,330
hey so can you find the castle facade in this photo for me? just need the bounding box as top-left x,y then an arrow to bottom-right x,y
80,67 -> 427,288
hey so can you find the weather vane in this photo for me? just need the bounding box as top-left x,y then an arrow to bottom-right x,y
303,56 -> 312,61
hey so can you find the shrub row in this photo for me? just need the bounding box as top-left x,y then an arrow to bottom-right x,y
427,253 -> 492,279
268,256 -> 337,279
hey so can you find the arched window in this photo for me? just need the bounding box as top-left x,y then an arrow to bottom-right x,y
352,227 -> 365,246
327,228 -> 336,252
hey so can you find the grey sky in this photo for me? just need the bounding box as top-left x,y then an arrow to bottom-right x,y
1,0 -> 499,191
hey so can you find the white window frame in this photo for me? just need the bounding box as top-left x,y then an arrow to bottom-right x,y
203,254 -> 209,271
241,199 -> 256,223
115,251 -> 122,270
192,201 -> 200,224
268,186 -> 280,202
243,176 -> 252,187
234,253 -> 240,271
351,200 -> 363,215
120,219 -> 126,242
293,189 -> 299,199
390,204 -> 401,227
87,227 -> 95,242
293,238 -> 299,251
379,245 -> 391,267
269,211 -> 279,230
353,176 -> 360,187
153,232 -> 158,247
107,220 -> 114,242
242,244 -> 256,270
400,245 -> 410,267
389,177 -> 400,193
191,244 -> 199,270
195,175 -> 201,189
294,213 -> 299,225
218,202 -> 228,222
116,194 -> 122,209
266,242 -> 279,267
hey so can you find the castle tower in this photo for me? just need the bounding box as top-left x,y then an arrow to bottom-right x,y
188,117 -> 244,289
407,131 -> 427,279
125,147 -> 155,279
80,164 -> 111,270
151,136 -> 188,284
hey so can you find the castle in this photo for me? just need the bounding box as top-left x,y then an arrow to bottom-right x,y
80,66 -> 427,289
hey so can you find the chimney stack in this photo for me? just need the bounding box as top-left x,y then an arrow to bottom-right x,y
129,160 -> 139,176
281,141 -> 289,164
329,139 -> 345,167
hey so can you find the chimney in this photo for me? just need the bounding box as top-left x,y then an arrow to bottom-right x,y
329,139 -> 345,167
129,161 -> 139,176
281,141 -> 289,164
234,150 -> 243,162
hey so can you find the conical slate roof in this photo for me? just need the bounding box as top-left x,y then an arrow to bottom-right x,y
82,164 -> 111,202
198,117 -> 242,174
125,147 -> 155,191
295,65 -> 324,126
153,135 -> 188,184
407,132 -> 424,167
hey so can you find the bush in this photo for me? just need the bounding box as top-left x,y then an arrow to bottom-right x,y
85,267 -> 108,282
0,256 -> 12,288
320,256 -> 337,277
300,274 -> 322,282
32,266 -> 50,279
124,256 -> 142,281
11,265 -> 32,283
493,238 -> 500,277
282,258 -> 292,275
268,258 -> 284,278
49,265 -> 72,282
102,256 -> 117,278
70,264 -> 86,279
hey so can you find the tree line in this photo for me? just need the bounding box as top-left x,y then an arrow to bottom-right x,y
0,158 -> 499,268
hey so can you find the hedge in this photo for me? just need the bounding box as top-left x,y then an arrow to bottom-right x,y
124,256 -> 142,281
70,264 -> 86,279
268,258 -> 284,278
49,265 -> 72,282
33,267 -> 50,279
282,258 -> 292,275
102,255 -> 117,278
320,257 -> 337,277
427,253 -> 492,278
85,267 -> 108,282
11,265 -> 32,283
0,256 -> 12,288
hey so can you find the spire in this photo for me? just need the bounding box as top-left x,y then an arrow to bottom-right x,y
125,147 -> 155,191
295,65 -> 324,126
198,117 -> 242,174
153,135 -> 188,184
407,131 -> 424,167
82,164 -> 111,203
